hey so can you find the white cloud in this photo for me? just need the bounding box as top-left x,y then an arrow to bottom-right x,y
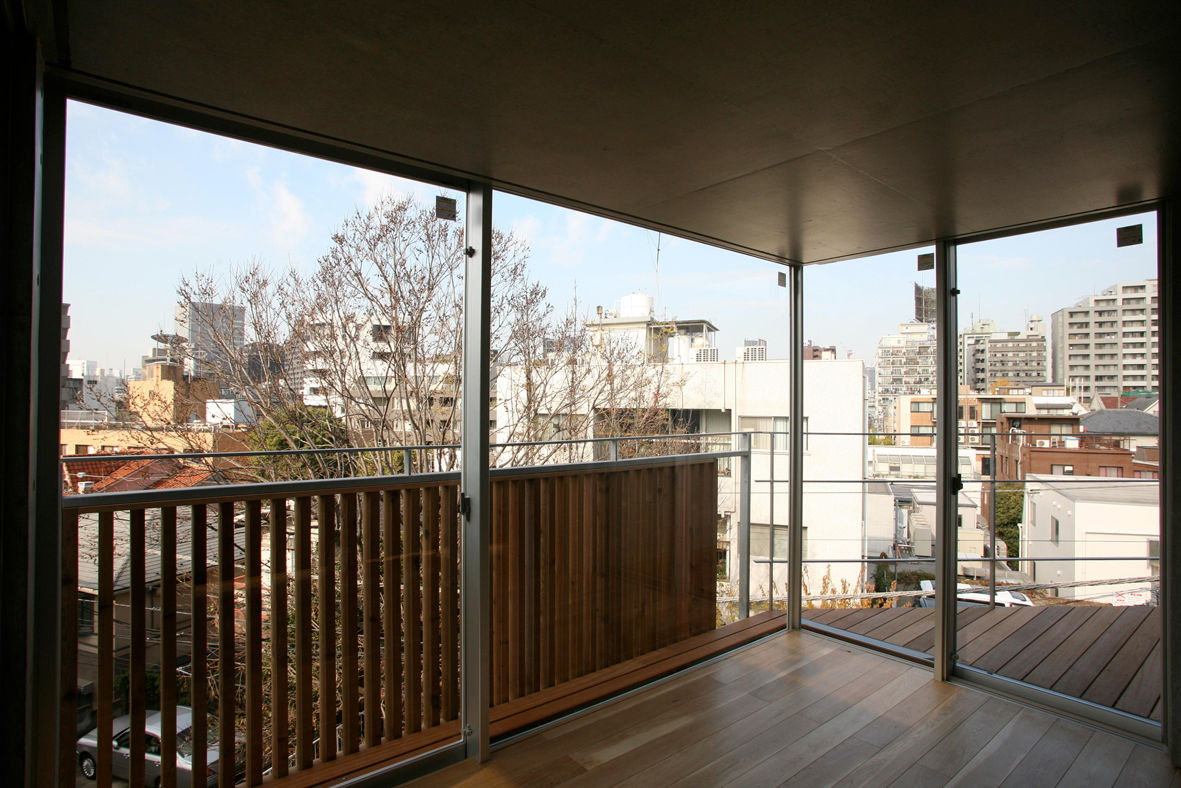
70,154 -> 131,201
348,167 -> 444,209
271,182 -> 310,247
245,167 -> 310,250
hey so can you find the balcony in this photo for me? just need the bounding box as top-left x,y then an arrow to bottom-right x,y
60,438 -> 786,786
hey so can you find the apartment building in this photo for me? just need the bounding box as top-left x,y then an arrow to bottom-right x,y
174,300 -> 246,379
958,316 -> 1048,392
1050,278 -> 1159,402
873,321 -> 936,431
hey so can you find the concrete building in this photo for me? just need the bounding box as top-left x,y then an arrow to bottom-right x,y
496,309 -> 867,595
958,316 -> 1047,392
1021,475 -> 1159,604
1050,279 -> 1159,402
873,322 -> 936,431
802,341 -> 837,360
174,300 -> 246,379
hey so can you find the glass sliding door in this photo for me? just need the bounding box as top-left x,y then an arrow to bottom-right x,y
60,101 -> 469,784
801,247 -> 942,658
952,212 -> 1161,734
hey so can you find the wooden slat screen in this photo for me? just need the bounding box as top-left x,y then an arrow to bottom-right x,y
60,460 -> 716,785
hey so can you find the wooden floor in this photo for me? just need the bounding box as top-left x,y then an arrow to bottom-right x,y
408,631 -> 1178,787
804,605 -> 1162,720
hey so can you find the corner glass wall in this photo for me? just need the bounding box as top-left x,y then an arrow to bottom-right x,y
61,102 -> 467,784
952,213 -> 1161,731
800,248 -> 941,658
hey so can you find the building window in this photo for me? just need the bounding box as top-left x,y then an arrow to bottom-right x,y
1050,464 -> 1074,475
1098,466 -> 1123,478
980,457 -> 992,477
1050,516 -> 1060,545
739,416 -> 807,451
911,401 -> 934,413
750,524 -> 791,558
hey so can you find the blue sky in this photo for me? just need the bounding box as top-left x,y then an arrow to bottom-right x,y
64,101 -> 1159,372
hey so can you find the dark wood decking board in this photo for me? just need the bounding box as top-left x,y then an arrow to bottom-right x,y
412,631 -> 1177,788
803,604 -> 1161,719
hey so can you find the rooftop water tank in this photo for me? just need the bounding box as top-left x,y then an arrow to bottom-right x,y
619,292 -> 654,319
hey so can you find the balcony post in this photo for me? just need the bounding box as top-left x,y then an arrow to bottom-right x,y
461,182 -> 492,762
1159,199 -> 1179,765
738,431 -> 751,619
788,263 -> 804,629
934,239 -> 959,680
1,24 -> 67,786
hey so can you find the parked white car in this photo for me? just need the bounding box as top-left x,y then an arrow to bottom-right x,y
76,706 -> 243,787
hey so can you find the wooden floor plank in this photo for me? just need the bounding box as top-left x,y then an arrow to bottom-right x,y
997,717 -> 1093,787
843,606 -> 911,635
1057,730 -> 1136,788
1115,744 -> 1180,787
1116,640 -> 1163,718
1023,606 -> 1125,689
943,707 -> 1055,787
716,668 -> 932,786
409,630 -> 1178,788
1083,610 -> 1161,710
1052,607 -> 1151,699
995,606 -> 1098,681
835,689 -> 990,787
781,734 -> 882,787
913,697 -> 1021,780
961,605 -> 1070,674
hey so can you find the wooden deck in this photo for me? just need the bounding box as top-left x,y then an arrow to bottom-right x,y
410,630 -> 1178,787
803,605 -> 1163,721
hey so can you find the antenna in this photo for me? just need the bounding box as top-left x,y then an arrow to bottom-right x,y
654,232 -> 662,313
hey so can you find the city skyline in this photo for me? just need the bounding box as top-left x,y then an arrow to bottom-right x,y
65,101 -> 1159,373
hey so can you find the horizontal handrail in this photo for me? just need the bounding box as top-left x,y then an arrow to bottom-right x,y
62,451 -> 739,511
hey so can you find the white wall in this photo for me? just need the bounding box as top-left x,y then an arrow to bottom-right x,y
1023,478 -> 1159,603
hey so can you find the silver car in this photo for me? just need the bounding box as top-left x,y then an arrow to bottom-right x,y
76,707 -> 243,787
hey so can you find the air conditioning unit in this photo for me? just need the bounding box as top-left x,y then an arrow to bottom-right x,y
1035,439 -> 1050,448
695,347 -> 719,363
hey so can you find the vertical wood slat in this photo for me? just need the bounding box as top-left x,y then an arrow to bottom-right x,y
245,500 -> 263,785
539,478 -> 553,690
129,508 -> 147,788
422,486 -> 440,728
340,493 -> 359,756
402,488 -> 422,733
190,505 -> 208,786
217,501 -> 234,788
269,499 -> 289,779
552,477 -> 569,687
160,507 -> 177,788
491,482 -> 507,705
96,511 -> 114,786
293,497 -> 313,770
59,511 -> 79,787
507,479 -> 522,698
381,490 -> 403,742
362,492 -> 381,747
440,485 -> 458,721
317,495 -> 337,762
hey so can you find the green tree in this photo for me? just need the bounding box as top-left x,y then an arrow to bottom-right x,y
993,482 -> 1024,568
245,405 -> 373,480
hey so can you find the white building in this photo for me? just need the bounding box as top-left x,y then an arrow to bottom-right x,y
1050,278 -> 1159,403
1021,474 -> 1159,604
206,398 -> 257,426
495,301 -> 867,596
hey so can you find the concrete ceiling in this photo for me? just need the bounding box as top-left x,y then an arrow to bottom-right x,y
42,0 -> 1181,264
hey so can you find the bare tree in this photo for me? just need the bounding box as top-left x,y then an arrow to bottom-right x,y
171,195 -> 687,478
